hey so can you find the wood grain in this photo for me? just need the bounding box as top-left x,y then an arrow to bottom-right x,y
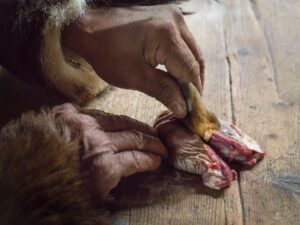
96,0 -> 300,224
221,0 -> 300,224
251,0 -> 300,102
0,0 -> 299,224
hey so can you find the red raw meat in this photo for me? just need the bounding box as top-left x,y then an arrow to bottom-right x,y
154,111 -> 236,190
181,82 -> 266,167
208,120 -> 265,166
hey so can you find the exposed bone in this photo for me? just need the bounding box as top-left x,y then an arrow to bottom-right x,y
182,82 -> 265,166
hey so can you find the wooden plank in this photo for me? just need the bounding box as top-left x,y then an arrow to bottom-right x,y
89,1 -> 243,224
181,1 -> 243,225
221,0 -> 300,224
251,0 -> 300,102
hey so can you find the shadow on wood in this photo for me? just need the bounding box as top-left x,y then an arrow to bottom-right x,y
107,163 -> 224,211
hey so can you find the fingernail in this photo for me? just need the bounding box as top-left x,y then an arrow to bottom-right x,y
170,101 -> 187,118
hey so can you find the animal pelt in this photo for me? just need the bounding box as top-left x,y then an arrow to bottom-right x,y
0,110 -> 108,225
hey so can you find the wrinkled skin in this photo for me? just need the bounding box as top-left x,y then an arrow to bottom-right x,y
53,103 -> 168,199
154,111 -> 236,190
63,5 -> 205,118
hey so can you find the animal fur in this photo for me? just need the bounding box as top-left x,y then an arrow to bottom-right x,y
0,110 -> 108,225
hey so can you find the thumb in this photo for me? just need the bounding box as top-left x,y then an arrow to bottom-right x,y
139,67 -> 188,118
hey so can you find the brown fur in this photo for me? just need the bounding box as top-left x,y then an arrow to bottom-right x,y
0,110 -> 107,225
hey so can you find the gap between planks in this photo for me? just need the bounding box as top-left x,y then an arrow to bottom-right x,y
223,18 -> 245,225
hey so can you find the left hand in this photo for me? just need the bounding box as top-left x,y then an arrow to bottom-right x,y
53,103 -> 167,199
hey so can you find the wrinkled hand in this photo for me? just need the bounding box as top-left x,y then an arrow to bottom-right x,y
154,110 -> 236,189
53,103 -> 167,199
63,5 -> 205,118
154,110 -> 206,163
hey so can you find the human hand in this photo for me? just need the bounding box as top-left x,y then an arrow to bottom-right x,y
62,5 -> 205,118
154,110 -> 236,190
53,103 -> 167,199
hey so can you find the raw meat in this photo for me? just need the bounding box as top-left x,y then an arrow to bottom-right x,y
182,82 -> 265,166
208,120 -> 265,166
154,111 -> 236,190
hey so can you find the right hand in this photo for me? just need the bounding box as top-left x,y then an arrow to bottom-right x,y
63,5 -> 205,118
53,103 -> 168,199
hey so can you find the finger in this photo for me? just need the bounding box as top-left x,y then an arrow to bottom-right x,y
52,103 -> 79,115
90,153 -> 121,199
80,108 -> 155,136
157,35 -> 203,93
154,113 -> 195,142
154,115 -> 212,164
104,130 -> 168,158
138,67 -> 188,118
153,110 -> 173,127
154,114 -> 183,138
53,106 -> 100,131
180,23 -> 205,87
153,110 -> 177,132
88,151 -> 161,198
115,151 -> 161,177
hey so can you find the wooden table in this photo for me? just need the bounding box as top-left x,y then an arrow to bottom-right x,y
0,0 -> 299,224
98,1 -> 300,224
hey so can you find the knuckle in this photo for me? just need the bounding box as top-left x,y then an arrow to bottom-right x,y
58,112 -> 78,126
156,78 -> 174,101
63,103 -> 79,113
97,132 -> 117,151
82,130 -> 112,153
99,141 -> 117,153
93,154 -> 117,176
53,103 -> 78,115
156,21 -> 176,36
